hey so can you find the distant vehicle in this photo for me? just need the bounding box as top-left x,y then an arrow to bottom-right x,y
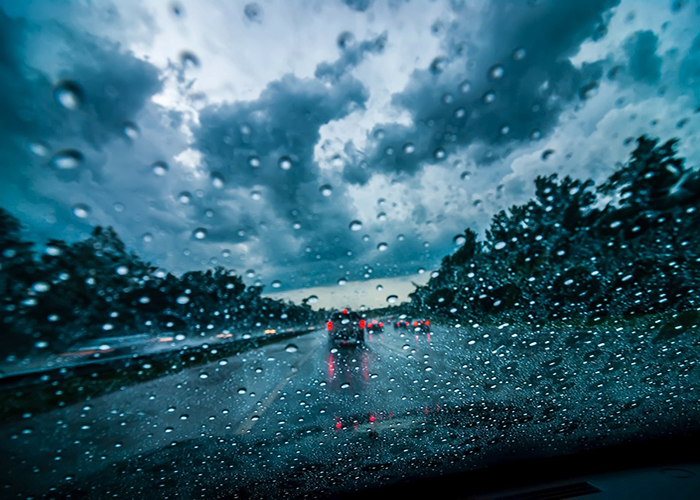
394,318 -> 412,329
366,319 -> 384,333
327,309 -> 365,345
411,319 -> 431,333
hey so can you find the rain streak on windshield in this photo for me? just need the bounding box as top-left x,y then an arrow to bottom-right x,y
1,0 -> 700,498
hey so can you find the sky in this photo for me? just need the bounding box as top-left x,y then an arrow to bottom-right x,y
1,0 -> 699,309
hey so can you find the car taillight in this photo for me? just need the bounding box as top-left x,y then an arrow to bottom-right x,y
413,321 -> 418,326
425,320 -> 430,326
327,321 -> 333,330
379,322 -> 383,327
359,319 -> 366,329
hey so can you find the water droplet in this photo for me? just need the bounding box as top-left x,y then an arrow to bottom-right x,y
142,233 -> 153,242
199,373 -> 209,379
278,156 -> 292,170
250,190 -> 262,200
402,142 -> 415,154
397,234 -> 405,241
500,125 -> 510,135
292,221 -> 301,230
122,122 -> 140,140
211,172 -> 225,188
176,295 -> 190,305
237,388 -> 247,395
31,282 -> 50,293
460,171 -> 471,180
349,220 -> 363,231
434,148 -> 446,160
482,91 -> 496,104
488,64 -> 504,79
248,155 -> 261,168
377,212 -> 387,221
453,234 -> 467,245
377,242 -> 388,252
530,129 -> 542,140
192,228 -> 207,240
376,284 -> 383,291
35,340 -> 49,349
28,141 -> 50,157
494,241 -> 506,250
45,245 -> 61,256
320,184 -> 333,197
459,80 -> 472,93
513,47 -> 526,60
271,280 -> 281,289
152,161 -> 168,176
180,51 -> 200,68
418,268 -> 425,274
53,80 -> 83,110
116,266 -> 129,276
337,278 -> 347,286
340,382 -> 350,389
386,295 -> 398,304
307,295 -> 318,304
244,3 -> 262,22
285,344 -> 298,353
50,150 -> 83,170
246,269 -> 255,278
430,56 -> 447,75
337,31 -> 355,49
178,191 -> 192,204
72,204 -> 90,219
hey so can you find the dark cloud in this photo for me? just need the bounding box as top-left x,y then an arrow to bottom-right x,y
624,30 -> 662,84
679,32 -> 700,106
342,0 -> 373,13
345,0 -> 619,181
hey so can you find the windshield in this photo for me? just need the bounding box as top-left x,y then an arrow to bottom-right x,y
1,1 -> 700,498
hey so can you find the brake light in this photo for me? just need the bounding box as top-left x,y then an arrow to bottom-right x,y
343,309 -> 348,314
369,414 -> 375,423
359,319 -> 366,329
425,320 -> 430,326
379,322 -> 383,327
327,321 -> 333,331
413,321 -> 418,326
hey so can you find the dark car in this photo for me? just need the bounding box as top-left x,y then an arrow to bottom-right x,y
366,319 -> 384,333
327,309 -> 365,345
411,319 -> 431,333
394,318 -> 410,329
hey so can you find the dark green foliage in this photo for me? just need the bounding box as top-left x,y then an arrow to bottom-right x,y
409,136 -> 700,325
0,217 -> 318,354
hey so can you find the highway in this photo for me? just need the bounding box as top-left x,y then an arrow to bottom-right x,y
1,323 -> 700,498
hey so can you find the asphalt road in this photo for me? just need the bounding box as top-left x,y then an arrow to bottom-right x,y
2,321 -> 700,498
0,325 -> 470,497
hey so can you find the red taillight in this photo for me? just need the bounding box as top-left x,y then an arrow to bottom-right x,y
369,414 -> 375,423
413,321 -> 418,326
327,321 -> 333,331
359,319 -> 366,329
335,420 -> 342,429
379,322 -> 383,327
425,320 -> 430,326
343,309 -> 348,314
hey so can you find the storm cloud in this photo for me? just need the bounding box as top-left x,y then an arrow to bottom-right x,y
346,0 -> 620,180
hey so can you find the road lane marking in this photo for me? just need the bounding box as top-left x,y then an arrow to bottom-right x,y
235,337 -> 320,435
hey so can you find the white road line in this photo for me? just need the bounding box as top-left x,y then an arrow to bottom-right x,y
235,339 -> 320,435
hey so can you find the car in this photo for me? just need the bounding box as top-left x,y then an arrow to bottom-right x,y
411,319 -> 431,333
366,319 -> 384,333
393,318 -> 410,329
327,309 -> 365,345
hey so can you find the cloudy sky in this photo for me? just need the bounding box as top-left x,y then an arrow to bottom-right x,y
1,0 -> 699,308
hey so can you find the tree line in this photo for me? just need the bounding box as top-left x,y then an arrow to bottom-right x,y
1,217 -> 319,354
408,136 -> 700,327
